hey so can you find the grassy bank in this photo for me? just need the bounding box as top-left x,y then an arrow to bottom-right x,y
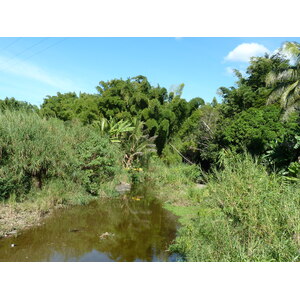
142,154 -> 300,261
164,154 -> 300,262
144,158 -> 203,206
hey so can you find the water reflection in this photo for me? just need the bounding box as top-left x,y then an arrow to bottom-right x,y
0,192 -> 179,262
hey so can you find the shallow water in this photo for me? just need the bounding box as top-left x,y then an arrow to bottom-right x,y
0,190 -> 180,262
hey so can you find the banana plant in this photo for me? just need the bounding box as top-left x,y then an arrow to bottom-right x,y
122,118 -> 157,168
92,118 -> 135,143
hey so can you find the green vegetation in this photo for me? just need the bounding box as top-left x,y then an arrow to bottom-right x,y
1,41 -> 300,261
171,154 -> 300,262
0,109 -> 125,236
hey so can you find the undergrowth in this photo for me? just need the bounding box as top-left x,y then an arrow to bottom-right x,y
171,153 -> 300,261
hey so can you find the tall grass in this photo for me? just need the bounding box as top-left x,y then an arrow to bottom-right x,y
171,153 -> 300,261
0,110 -> 123,205
144,157 -> 202,205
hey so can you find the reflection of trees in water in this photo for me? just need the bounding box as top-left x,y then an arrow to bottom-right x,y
0,195 -> 178,262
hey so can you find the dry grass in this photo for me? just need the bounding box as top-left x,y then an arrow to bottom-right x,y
0,203 -> 49,238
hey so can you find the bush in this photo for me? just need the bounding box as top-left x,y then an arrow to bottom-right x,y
0,110 -> 122,202
171,153 -> 300,261
143,158 -> 202,205
146,158 -> 201,186
218,105 -> 289,155
75,130 -> 122,194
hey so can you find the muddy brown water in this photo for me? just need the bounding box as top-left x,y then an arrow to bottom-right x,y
0,189 -> 180,262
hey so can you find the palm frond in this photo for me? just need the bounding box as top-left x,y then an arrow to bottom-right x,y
281,80 -> 299,109
267,85 -> 286,105
283,42 -> 300,65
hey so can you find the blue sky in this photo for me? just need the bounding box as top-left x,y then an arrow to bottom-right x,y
1,37 -> 300,106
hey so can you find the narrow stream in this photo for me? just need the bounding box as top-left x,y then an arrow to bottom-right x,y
0,189 -> 180,262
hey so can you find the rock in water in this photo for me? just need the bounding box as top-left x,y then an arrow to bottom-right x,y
115,182 -> 131,193
99,232 -> 115,240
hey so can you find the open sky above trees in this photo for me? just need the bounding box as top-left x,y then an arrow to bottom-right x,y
1,37 -> 300,105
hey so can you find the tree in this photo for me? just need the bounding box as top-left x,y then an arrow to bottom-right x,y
211,97 -> 218,107
92,118 -> 135,143
218,54 -> 289,117
122,118 -> 157,168
189,97 -> 205,113
217,105 -> 290,155
0,97 -> 38,112
266,42 -> 300,118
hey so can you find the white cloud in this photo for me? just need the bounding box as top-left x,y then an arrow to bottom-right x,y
225,43 -> 270,62
0,55 -> 75,91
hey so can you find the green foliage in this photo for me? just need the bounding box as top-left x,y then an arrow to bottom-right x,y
0,97 -> 38,112
217,105 -> 295,155
261,114 -> 300,172
0,110 -> 122,201
0,110 -> 75,196
163,105 -> 220,168
218,54 -> 289,117
122,118 -> 157,168
147,159 -> 201,185
2,56 -> 300,263
92,118 -> 134,143
266,42 -> 300,118
188,97 -> 205,113
144,158 -> 202,205
76,131 -> 122,195
171,154 -> 300,261
286,161 -> 300,181
40,76 -> 197,157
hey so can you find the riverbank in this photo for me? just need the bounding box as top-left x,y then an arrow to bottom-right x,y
0,203 -> 54,239
0,179 -> 126,239
0,110 -> 126,239
165,154 -> 300,262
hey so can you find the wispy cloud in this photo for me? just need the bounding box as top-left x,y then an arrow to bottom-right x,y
225,43 -> 270,63
0,55 -> 75,91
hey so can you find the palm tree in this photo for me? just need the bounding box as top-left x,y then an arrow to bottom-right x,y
266,42 -> 300,118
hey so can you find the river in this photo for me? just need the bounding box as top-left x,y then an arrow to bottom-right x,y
0,188 -> 180,262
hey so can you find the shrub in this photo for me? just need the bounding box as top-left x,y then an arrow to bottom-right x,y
0,110 -> 122,201
75,130 -> 122,194
171,153 -> 300,261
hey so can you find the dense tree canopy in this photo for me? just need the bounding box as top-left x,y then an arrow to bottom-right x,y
40,76 -> 198,155
3,41 -> 300,177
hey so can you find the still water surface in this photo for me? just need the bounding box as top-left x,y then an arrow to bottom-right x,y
0,191 -> 179,262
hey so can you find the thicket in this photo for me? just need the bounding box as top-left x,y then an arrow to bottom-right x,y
171,154 -> 300,261
0,110 -> 122,204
